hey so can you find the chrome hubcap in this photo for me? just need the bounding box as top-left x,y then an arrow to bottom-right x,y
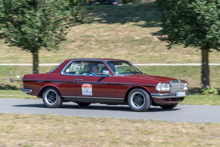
45,90 -> 57,105
130,92 -> 145,108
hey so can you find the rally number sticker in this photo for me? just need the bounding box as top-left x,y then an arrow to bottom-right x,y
82,84 -> 92,96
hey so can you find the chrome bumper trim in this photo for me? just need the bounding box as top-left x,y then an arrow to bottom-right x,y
21,89 -> 32,93
63,96 -> 124,100
151,92 -> 190,99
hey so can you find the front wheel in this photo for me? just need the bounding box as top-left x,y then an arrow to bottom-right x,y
128,88 -> 151,112
160,103 -> 178,109
42,87 -> 63,108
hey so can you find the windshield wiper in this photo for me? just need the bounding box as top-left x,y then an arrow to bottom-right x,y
119,72 -> 131,74
119,71 -> 142,74
131,72 -> 143,74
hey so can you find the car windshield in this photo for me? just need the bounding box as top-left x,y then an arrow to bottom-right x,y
106,61 -> 143,75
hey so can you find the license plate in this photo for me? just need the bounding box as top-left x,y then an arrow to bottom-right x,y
176,92 -> 186,97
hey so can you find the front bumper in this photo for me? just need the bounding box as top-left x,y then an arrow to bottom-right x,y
151,92 -> 190,99
21,88 -> 32,93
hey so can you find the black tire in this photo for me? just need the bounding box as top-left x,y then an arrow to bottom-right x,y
128,88 -> 151,112
77,102 -> 91,107
42,87 -> 63,108
160,103 -> 178,109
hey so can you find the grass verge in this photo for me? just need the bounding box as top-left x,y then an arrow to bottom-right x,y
181,95 -> 220,105
0,90 -> 37,99
0,113 -> 219,146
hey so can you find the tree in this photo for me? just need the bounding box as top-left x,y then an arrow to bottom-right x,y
156,0 -> 220,87
0,0 -> 82,74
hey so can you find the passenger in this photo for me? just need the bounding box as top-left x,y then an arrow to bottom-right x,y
81,65 -> 91,75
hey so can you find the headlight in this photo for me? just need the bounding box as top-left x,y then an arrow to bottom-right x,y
183,83 -> 188,91
156,83 -> 170,91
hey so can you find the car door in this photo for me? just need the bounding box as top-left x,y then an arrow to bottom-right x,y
58,60 -> 81,97
74,61 -> 116,101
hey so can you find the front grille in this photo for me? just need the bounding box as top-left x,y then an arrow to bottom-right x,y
170,80 -> 185,93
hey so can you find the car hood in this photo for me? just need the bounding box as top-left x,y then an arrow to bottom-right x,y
123,74 -> 179,83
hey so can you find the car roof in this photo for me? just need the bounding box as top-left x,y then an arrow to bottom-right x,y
64,58 -> 125,62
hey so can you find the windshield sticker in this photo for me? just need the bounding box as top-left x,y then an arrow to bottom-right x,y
82,84 -> 92,96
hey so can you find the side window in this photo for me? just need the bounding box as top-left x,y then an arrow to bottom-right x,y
63,61 -> 81,75
98,63 -> 108,74
80,61 -> 109,75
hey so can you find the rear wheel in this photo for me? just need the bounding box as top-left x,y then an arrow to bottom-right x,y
77,102 -> 91,107
43,87 -> 63,108
160,103 -> 178,109
128,88 -> 151,112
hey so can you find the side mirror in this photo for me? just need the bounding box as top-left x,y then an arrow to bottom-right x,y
102,70 -> 110,76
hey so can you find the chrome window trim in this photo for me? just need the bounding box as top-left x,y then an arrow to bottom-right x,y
60,60 -> 82,75
61,59 -> 143,77
61,74 -> 111,77
105,60 -> 143,76
61,59 -> 113,77
79,60 -> 110,76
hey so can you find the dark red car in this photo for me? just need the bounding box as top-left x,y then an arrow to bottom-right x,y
22,58 -> 189,112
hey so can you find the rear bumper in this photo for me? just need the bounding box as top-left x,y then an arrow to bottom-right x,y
21,88 -> 32,93
151,92 -> 190,99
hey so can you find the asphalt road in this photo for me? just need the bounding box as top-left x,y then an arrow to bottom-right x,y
0,98 -> 219,123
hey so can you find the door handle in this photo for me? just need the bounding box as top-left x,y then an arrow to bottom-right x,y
75,78 -> 83,81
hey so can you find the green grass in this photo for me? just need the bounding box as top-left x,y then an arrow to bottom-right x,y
182,95 -> 220,105
0,66 -> 55,90
0,113 -> 220,146
0,90 -> 37,99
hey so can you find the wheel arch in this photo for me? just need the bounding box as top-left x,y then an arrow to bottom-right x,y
124,86 -> 152,104
37,84 -> 61,98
